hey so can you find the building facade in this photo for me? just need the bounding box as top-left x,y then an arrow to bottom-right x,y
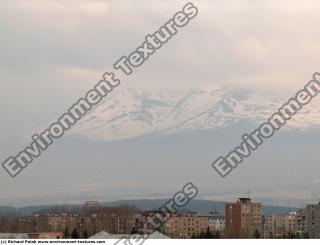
262,214 -> 276,238
306,203 -> 320,238
17,217 -> 36,233
296,209 -> 306,237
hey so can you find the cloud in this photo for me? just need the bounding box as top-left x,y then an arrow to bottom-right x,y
78,1 -> 109,14
2,0 -> 320,92
314,179 -> 320,184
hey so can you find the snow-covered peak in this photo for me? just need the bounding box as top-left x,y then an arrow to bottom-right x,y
68,87 -> 320,141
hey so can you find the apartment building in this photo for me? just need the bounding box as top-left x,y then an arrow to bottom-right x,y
306,202 -> 320,238
198,211 -> 225,236
33,213 -> 79,234
164,214 -> 208,238
286,212 -> 298,235
262,211 -> 307,238
225,198 -> 262,238
296,209 -> 306,237
262,214 -> 276,238
80,214 -> 101,237
98,208 -> 138,234
17,217 -> 36,233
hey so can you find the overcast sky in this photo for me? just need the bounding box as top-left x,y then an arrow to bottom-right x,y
2,0 -> 320,127
1,0 -> 320,206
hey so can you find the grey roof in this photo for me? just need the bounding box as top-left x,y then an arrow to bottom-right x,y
0,233 -> 28,239
149,231 -> 170,239
89,231 -> 115,239
89,231 -> 170,239
197,212 -> 225,218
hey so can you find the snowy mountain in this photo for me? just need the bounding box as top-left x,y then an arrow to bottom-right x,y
68,87 -> 320,142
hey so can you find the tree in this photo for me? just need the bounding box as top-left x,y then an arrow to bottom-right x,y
71,229 -> 79,239
82,230 -> 89,239
64,227 -> 69,238
195,229 -> 214,239
199,231 -> 205,239
253,229 -> 260,239
131,227 -> 138,234
205,227 -> 213,238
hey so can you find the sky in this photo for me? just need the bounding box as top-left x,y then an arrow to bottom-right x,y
1,0 -> 320,206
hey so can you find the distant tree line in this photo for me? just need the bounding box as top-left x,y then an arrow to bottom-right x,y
191,227 -> 222,239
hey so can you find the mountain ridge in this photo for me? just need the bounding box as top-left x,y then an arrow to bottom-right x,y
0,199 -> 294,215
